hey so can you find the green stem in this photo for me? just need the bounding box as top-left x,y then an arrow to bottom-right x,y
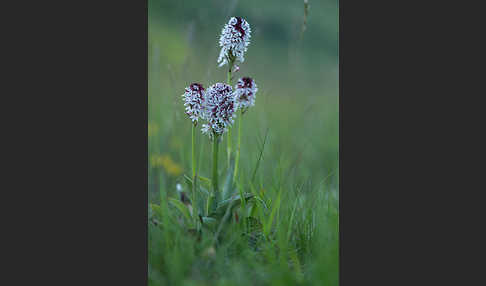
227,65 -> 232,84
207,135 -> 219,215
212,136 -> 219,193
191,124 -> 196,179
226,64 -> 233,166
233,109 -> 242,181
227,128 -> 232,166
191,123 -> 197,227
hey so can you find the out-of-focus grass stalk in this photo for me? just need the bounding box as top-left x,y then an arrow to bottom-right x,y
159,172 -> 170,250
233,109 -> 242,180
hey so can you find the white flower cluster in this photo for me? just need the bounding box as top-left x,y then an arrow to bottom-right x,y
183,18 -> 259,140
201,83 -> 236,139
217,17 -> 251,67
182,83 -> 205,123
234,77 -> 258,110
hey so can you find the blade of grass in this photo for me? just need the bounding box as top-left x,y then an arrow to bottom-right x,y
251,128 -> 269,183
222,158 -> 235,201
263,186 -> 281,237
286,198 -> 300,242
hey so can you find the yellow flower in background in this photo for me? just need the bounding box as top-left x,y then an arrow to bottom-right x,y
148,122 -> 159,137
150,154 -> 183,177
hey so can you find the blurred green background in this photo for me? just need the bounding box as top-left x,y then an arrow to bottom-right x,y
148,0 -> 339,285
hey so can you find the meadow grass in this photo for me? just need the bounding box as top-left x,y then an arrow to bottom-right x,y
149,88 -> 338,285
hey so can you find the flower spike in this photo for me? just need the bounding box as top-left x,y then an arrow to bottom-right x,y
217,17 -> 251,67
234,77 -> 258,111
182,83 -> 205,124
201,83 -> 236,139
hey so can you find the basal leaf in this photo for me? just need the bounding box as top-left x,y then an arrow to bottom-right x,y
168,197 -> 193,227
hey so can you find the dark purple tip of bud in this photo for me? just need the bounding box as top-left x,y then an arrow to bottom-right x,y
189,83 -> 204,91
214,83 -> 232,95
238,77 -> 253,88
233,17 -> 245,38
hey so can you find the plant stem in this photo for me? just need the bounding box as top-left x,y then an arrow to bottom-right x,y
191,123 -> 197,227
207,135 -> 219,215
227,128 -> 232,166
227,64 -> 232,84
233,109 -> 242,181
226,64 -> 233,166
191,123 -> 196,179
212,136 -> 219,193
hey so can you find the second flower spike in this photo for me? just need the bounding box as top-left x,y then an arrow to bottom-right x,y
234,77 -> 258,111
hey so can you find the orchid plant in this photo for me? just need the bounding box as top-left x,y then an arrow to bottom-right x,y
152,17 -> 263,247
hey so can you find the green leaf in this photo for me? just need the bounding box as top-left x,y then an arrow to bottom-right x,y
183,174 -> 193,189
249,203 -> 258,217
198,186 -> 210,196
253,196 -> 269,212
286,198 -> 300,241
263,188 -> 281,237
195,186 -> 209,217
237,180 -> 246,227
216,193 -> 253,212
201,216 -> 217,226
198,175 -> 211,185
222,158 -> 235,201
150,203 -> 163,218
199,216 -> 217,232
289,249 -> 303,281
168,198 -> 193,227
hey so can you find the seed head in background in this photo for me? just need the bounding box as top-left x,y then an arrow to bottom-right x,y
182,83 -> 205,124
217,17 -> 251,67
234,77 -> 258,111
201,83 -> 236,139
